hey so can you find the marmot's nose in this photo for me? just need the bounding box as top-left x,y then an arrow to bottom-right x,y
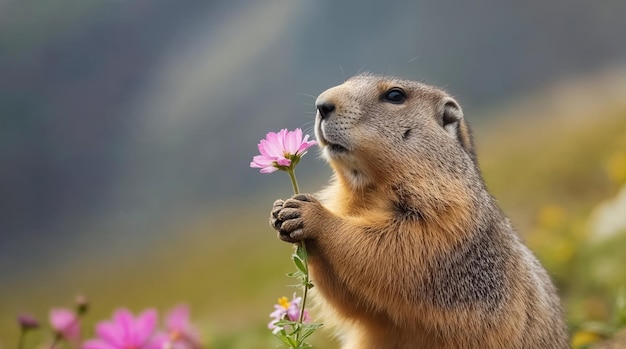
316,100 -> 335,120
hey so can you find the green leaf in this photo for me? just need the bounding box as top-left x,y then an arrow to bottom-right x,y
287,271 -> 304,278
275,332 -> 293,348
296,244 -> 308,262
287,324 -> 300,336
286,336 -> 298,348
274,319 -> 297,327
302,322 -> 323,330
299,329 -> 315,342
292,254 -> 307,274
296,323 -> 323,345
274,328 -> 300,349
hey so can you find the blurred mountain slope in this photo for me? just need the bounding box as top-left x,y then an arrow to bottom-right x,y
477,66 -> 626,229
2,0 -> 626,283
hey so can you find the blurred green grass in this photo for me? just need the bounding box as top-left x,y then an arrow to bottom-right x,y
2,77 -> 626,349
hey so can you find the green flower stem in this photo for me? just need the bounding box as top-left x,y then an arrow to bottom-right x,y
295,243 -> 310,343
287,168 -> 300,195
287,168 -> 310,346
17,329 -> 26,349
50,333 -> 62,349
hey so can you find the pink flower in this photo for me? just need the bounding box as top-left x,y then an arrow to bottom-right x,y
82,309 -> 166,349
50,308 -> 80,341
268,294 -> 311,334
17,313 -> 40,330
164,304 -> 201,349
250,128 -> 317,173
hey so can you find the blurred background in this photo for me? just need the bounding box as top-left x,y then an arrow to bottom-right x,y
1,0 -> 626,348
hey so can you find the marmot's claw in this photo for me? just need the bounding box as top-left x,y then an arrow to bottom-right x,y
269,199 -> 284,230
277,207 -> 304,242
270,217 -> 282,231
277,207 -> 301,221
283,194 -> 316,207
278,229 -> 302,244
279,215 -> 303,232
272,199 -> 284,217
293,193 -> 313,202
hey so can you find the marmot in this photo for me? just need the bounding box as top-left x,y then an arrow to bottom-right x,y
270,74 -> 569,348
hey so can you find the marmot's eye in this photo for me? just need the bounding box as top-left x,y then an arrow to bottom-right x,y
382,88 -> 406,104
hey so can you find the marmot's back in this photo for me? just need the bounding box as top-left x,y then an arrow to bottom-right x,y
270,74 -> 569,348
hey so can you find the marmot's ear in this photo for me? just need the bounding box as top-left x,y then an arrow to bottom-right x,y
441,98 -> 477,162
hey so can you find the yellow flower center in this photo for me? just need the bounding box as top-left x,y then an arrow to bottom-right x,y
169,329 -> 181,342
278,297 -> 291,310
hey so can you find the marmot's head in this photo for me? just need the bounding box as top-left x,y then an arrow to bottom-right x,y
315,74 -> 477,189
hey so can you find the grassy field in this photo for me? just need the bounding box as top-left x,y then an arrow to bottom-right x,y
2,72 -> 626,348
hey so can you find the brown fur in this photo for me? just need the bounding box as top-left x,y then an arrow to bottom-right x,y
270,74 -> 569,348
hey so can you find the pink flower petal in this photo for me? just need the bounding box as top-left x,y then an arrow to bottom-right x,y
143,332 -> 168,349
266,131 -> 279,144
260,139 -> 283,158
96,320 -> 125,348
257,140 -> 270,157
65,323 -> 81,341
284,128 -> 301,154
166,305 -> 189,331
111,309 -> 135,344
291,295 -> 302,305
250,155 -> 276,169
268,319 -> 280,330
181,330 -> 202,349
49,308 -> 73,329
303,310 -> 311,323
17,314 -> 40,329
283,131 -> 293,154
295,128 -> 305,151
286,307 -> 299,322
296,135 -> 317,154
165,306 -> 201,349
263,132 -> 283,156
49,308 -> 80,341
269,307 -> 285,319
86,308 -> 165,349
260,166 -> 278,174
253,154 -> 275,163
276,157 -> 291,167
134,309 -> 158,346
277,129 -> 288,149
251,128 -> 317,174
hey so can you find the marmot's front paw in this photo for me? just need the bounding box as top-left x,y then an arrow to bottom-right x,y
270,194 -> 318,243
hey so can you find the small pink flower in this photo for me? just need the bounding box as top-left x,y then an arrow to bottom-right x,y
164,304 -> 201,349
268,294 -> 311,334
82,308 -> 166,349
50,308 -> 80,341
17,313 -> 40,330
250,128 -> 317,173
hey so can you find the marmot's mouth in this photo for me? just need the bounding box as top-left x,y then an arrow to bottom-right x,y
317,120 -> 349,154
318,134 -> 348,153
